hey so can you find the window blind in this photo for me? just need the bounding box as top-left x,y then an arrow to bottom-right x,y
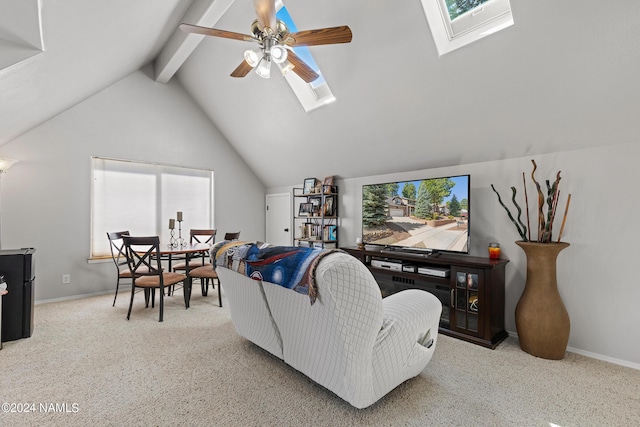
91,157 -> 214,258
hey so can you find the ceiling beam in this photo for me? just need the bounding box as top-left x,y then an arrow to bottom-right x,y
154,0 -> 236,84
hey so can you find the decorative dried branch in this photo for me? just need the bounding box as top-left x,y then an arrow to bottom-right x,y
523,172 -> 531,241
551,189 -> 560,237
557,194 -> 571,242
511,186 -> 528,239
491,184 -> 528,241
530,160 -> 546,242
542,172 -> 562,242
544,180 -> 554,242
551,189 -> 560,224
494,160 -> 570,243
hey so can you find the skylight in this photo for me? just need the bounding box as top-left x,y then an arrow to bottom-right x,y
421,0 -> 514,56
275,2 -> 336,112
445,0 -> 491,21
276,6 -> 326,90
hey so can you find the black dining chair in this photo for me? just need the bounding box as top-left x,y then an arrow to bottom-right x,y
189,264 -> 222,307
107,231 -> 131,307
187,231 -> 238,305
123,236 -> 187,322
172,229 -> 217,272
108,231 -> 163,306
224,231 -> 241,240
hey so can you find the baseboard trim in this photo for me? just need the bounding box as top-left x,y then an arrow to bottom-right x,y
35,289 -> 124,305
507,331 -> 639,371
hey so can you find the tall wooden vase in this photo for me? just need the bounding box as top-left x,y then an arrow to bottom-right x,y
515,241 -> 570,360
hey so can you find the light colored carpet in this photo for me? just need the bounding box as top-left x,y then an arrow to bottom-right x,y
1,288 -> 638,427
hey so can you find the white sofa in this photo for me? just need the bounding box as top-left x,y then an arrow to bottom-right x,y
215,245 -> 442,409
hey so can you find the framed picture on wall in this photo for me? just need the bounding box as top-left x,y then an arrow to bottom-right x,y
303,178 -> 317,195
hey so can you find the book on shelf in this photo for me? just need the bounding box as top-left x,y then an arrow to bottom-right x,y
324,225 -> 337,241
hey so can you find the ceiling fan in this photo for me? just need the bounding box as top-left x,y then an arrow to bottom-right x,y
179,0 -> 352,83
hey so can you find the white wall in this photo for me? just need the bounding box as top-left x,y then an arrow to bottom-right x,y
0,67 -> 265,301
269,143 -> 640,367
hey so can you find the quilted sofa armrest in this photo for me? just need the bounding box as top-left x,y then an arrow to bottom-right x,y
377,289 -> 442,348
371,289 -> 442,400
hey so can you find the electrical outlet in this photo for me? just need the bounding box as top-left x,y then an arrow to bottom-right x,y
62,274 -> 71,284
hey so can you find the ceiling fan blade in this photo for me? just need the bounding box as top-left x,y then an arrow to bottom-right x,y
230,60 -> 254,78
179,23 -> 255,42
253,0 -> 276,32
287,50 -> 320,83
285,26 -> 352,47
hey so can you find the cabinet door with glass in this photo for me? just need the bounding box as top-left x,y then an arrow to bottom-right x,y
451,267 -> 484,338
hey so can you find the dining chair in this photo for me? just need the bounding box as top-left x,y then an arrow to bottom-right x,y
123,236 -> 187,322
107,231 -> 131,307
188,265 -> 222,307
172,229 -> 217,272
186,231 -> 238,305
224,231 -> 241,240
108,231 -> 163,306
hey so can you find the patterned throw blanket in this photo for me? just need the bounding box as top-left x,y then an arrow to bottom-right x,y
211,241 -> 343,305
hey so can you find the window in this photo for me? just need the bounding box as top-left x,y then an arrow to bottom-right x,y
276,2 -> 336,112
421,0 -> 514,56
90,157 -> 214,258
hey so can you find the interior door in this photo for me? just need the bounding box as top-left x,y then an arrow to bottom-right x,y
266,193 -> 292,246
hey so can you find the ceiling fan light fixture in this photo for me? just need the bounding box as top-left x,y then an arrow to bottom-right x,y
255,57 -> 272,78
179,6 -> 352,84
277,60 -> 294,76
250,20 -> 261,38
270,44 -> 288,64
244,49 -> 262,67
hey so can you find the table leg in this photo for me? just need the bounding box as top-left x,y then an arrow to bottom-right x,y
184,256 -> 191,309
167,254 -> 173,296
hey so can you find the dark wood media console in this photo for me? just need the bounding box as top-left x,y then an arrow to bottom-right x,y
343,246 -> 509,349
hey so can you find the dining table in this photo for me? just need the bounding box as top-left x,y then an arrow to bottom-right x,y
155,242 -> 211,308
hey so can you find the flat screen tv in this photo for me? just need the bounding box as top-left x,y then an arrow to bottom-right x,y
362,174 -> 470,255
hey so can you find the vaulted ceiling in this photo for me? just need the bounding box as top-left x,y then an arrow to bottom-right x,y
2,1 -> 639,188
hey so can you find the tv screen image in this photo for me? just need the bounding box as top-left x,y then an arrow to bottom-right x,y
362,175 -> 470,254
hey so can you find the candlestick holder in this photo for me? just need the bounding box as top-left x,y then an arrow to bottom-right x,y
169,228 -> 178,248
177,219 -> 186,247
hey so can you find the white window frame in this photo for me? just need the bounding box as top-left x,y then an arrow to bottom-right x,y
421,0 -> 514,56
90,157 -> 214,259
282,73 -> 335,112
275,0 -> 336,112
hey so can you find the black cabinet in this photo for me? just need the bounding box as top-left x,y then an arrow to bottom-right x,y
0,248 -> 36,342
343,246 -> 508,349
